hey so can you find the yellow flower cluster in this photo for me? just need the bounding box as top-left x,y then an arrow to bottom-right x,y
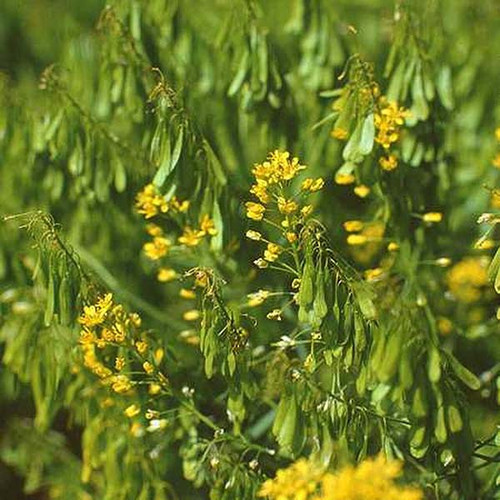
258,458 -> 323,499
446,256 -> 489,303
78,293 -> 143,394
375,98 -> 410,171
142,215 -> 217,263
246,150 -> 324,268
135,184 -> 190,219
259,455 -> 423,500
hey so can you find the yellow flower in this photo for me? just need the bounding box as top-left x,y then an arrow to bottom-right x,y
250,181 -> 271,204
286,232 -> 298,243
374,98 -> 410,149
157,267 -> 177,282
247,289 -> 270,307
301,178 -> 314,190
335,173 -> 355,185
266,309 -> 282,321
180,288 -> 196,299
149,383 -> 162,395
301,205 -> 313,217
178,227 -> 202,247
264,243 -> 281,262
331,127 -> 348,140
277,197 -> 299,215
146,223 -> 163,236
302,178 -> 325,192
254,258 -> 269,269
379,154 -> 398,171
135,340 -> 148,354
495,127 -> 500,141
111,375 -> 132,394
364,268 -> 384,281
343,220 -> 364,232
387,242 -> 399,252
79,305 -> 106,328
169,196 -> 190,213
422,212 -> 443,223
154,348 -> 164,364
135,184 -> 169,219
252,150 -> 306,185
246,230 -> 262,241
347,234 -> 367,245
354,184 -> 370,198
143,237 -> 171,260
124,404 -> 140,418
199,214 -> 217,236
183,309 -> 200,321
447,256 -> 489,303
115,357 -> 125,371
310,178 -> 325,191
245,202 -> 266,221
79,329 -> 96,345
143,361 -> 154,374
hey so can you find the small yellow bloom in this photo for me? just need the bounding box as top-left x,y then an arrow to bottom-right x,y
266,309 -> 282,321
347,234 -> 368,245
364,267 -> 384,281
115,356 -> 125,371
247,290 -> 270,307
254,258 -> 269,269
343,220 -> 364,232
250,182 -> 270,204
245,201 -> 266,221
157,268 -> 177,282
354,184 -> 370,198
423,212 -> 443,223
149,383 -> 162,395
264,243 -> 281,262
286,232 -> 298,243
183,309 -> 200,321
379,154 -> 398,171
146,224 -> 163,237
387,241 -> 399,252
143,237 -> 171,260
199,214 -> 217,236
143,361 -> 154,374
246,230 -> 262,241
331,127 -> 348,140
124,404 -> 140,418
310,178 -> 325,191
180,288 -> 196,299
277,197 -> 299,214
301,178 -> 313,190
136,340 -> 148,354
169,196 -> 190,213
178,227 -> 202,247
112,375 -> 132,394
335,173 -> 355,185
301,205 -> 313,217
154,348 -> 164,364
495,127 -> 500,141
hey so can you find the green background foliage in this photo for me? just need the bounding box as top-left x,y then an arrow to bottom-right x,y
0,0 -> 499,499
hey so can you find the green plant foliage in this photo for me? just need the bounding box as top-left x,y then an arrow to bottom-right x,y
1,1 -> 500,499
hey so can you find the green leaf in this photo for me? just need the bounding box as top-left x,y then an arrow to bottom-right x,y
446,352 -> 481,390
358,113 -> 374,155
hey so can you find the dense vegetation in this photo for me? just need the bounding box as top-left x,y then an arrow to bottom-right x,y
1,1 -> 500,498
